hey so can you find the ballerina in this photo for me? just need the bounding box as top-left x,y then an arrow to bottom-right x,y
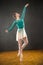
5,3 -> 29,62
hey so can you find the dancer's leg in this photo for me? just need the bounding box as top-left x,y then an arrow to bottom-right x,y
17,39 -> 22,56
22,37 -> 28,50
18,39 -> 23,61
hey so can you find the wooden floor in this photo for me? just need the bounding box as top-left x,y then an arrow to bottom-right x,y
0,50 -> 43,65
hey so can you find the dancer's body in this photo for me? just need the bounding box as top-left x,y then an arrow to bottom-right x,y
5,3 -> 29,62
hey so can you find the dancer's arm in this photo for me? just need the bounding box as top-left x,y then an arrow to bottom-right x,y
21,3 -> 29,19
5,21 -> 16,32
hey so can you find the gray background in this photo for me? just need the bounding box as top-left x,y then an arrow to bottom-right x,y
0,0 -> 43,52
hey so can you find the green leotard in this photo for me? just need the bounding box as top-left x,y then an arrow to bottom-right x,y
8,6 -> 27,32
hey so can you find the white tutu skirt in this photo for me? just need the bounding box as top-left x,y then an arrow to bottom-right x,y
16,28 -> 27,41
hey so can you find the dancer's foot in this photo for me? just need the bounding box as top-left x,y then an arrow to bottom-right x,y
20,53 -> 23,62
17,50 -> 20,57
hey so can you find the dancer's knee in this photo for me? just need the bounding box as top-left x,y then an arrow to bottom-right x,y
23,37 -> 29,45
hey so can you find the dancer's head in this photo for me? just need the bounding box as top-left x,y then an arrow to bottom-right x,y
12,12 -> 20,19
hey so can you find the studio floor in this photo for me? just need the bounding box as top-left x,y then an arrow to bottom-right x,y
0,50 -> 43,65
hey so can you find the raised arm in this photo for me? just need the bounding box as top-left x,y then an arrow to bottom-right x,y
5,20 -> 16,32
21,3 -> 29,19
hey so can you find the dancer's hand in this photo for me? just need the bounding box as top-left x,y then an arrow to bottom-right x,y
25,3 -> 29,7
5,29 -> 8,33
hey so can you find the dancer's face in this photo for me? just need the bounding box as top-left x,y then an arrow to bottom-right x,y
15,13 -> 20,19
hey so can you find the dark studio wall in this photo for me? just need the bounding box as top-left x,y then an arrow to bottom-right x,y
0,0 -> 43,51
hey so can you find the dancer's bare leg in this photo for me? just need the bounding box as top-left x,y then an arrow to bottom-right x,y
17,39 -> 23,61
22,37 -> 28,50
17,39 -> 22,56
